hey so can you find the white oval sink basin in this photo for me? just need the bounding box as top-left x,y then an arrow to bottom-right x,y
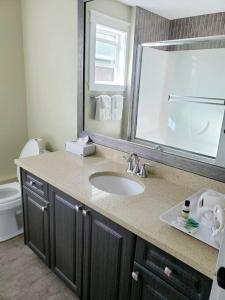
89,172 -> 145,196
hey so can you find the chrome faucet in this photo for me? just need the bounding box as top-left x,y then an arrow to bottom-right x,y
125,153 -> 140,175
124,153 -> 152,178
137,163 -> 152,178
132,154 -> 140,175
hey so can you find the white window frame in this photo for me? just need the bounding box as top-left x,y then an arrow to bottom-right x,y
89,10 -> 130,92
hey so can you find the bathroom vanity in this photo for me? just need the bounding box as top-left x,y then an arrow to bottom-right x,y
15,3 -> 225,298
16,151 -> 215,300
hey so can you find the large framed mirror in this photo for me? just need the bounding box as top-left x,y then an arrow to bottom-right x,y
78,0 -> 225,182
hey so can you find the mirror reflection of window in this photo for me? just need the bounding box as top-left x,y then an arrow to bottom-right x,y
89,10 -> 129,91
95,24 -> 127,85
85,0 -> 133,140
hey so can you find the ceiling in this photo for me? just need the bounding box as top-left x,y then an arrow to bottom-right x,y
119,0 -> 225,20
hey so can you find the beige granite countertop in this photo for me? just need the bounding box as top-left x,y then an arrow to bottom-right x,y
15,150 -> 218,279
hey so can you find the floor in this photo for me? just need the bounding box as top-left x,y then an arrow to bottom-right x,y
0,235 -> 78,300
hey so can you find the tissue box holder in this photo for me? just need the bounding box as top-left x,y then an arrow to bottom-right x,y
65,141 -> 96,157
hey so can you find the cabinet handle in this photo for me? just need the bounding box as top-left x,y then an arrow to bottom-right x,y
41,205 -> 48,212
164,266 -> 172,277
75,205 -> 83,212
29,180 -> 36,186
82,209 -> 90,217
132,271 -> 139,281
29,198 -> 48,212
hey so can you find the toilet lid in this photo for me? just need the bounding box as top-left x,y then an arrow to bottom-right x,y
17,139 -> 44,182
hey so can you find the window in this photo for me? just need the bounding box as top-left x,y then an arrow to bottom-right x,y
89,11 -> 130,91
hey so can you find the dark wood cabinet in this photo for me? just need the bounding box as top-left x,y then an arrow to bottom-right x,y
21,169 -> 135,300
82,207 -> 135,300
131,262 -> 189,300
50,187 -> 83,296
131,237 -> 212,300
22,186 -> 50,266
49,191 -> 135,300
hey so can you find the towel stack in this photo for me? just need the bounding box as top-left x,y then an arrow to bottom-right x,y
95,95 -> 124,121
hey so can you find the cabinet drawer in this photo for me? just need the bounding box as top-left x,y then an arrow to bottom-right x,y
22,170 -> 48,199
131,262 -> 189,300
135,237 -> 212,300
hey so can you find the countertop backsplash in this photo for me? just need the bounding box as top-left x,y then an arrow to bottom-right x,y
95,144 -> 225,193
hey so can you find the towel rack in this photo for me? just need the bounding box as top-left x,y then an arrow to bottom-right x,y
168,94 -> 225,106
89,92 -> 125,99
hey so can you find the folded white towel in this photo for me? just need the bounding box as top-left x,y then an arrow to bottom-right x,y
111,95 -> 124,121
95,95 -> 111,121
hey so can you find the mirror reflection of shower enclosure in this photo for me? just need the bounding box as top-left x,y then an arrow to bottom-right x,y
134,36 -> 225,165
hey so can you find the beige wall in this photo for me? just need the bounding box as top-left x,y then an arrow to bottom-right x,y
0,0 -> 27,182
21,0 -> 77,151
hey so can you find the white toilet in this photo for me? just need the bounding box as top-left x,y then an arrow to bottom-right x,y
0,139 -> 45,242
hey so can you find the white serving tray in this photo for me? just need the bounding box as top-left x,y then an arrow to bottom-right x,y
160,188 -> 225,250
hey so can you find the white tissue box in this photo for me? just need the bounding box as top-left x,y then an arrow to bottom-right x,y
65,141 -> 96,157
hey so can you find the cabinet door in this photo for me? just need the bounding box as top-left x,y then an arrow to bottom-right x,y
83,207 -> 135,300
23,186 -> 50,266
50,187 -> 83,296
131,262 -> 189,300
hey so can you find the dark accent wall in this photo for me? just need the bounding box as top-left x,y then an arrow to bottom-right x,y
169,12 -> 225,50
131,7 -> 170,85
133,8 -> 225,49
134,8 -> 225,42
170,12 -> 225,39
134,7 -> 170,44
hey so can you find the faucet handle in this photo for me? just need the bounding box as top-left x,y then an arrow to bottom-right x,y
133,157 -> 140,175
123,154 -> 134,173
138,163 -> 153,178
127,160 -> 134,173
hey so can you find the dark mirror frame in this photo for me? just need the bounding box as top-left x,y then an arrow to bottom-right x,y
77,0 -> 225,183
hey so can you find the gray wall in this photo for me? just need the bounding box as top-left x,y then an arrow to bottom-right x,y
170,12 -> 225,50
134,7 -> 170,44
134,8 -> 225,42
170,12 -> 225,39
